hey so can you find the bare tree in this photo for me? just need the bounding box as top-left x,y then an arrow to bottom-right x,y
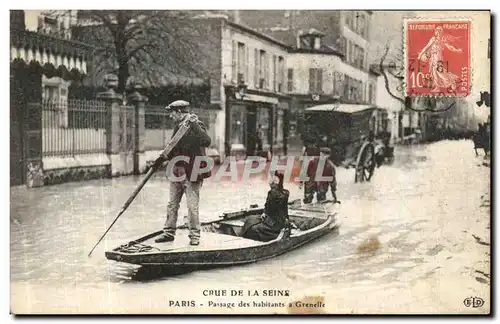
70,10 -> 217,92
378,39 -> 456,113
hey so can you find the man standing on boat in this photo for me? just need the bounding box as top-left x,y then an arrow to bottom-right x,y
154,100 -> 212,246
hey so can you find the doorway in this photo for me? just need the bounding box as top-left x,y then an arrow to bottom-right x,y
10,75 -> 24,186
245,106 -> 257,156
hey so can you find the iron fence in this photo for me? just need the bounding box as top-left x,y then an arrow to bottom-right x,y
42,98 -> 107,156
145,105 -> 173,150
144,105 -> 213,150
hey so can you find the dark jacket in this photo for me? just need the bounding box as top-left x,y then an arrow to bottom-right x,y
316,158 -> 336,192
263,187 -> 290,231
306,157 -> 336,189
167,118 -> 212,182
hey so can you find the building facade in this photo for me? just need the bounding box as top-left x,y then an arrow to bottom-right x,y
370,65 -> 405,142
230,10 -> 376,148
10,10 -> 93,186
218,18 -> 290,158
69,11 -> 383,160
23,10 -> 79,115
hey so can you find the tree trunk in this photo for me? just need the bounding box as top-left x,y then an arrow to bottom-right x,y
117,60 -> 129,94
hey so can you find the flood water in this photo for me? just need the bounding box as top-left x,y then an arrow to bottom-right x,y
10,140 -> 490,314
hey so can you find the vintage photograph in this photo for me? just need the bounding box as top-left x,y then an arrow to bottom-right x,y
9,9 -> 491,314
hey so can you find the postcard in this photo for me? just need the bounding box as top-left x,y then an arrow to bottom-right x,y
9,9 -> 490,314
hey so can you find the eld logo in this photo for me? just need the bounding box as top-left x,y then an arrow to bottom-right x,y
463,297 -> 484,308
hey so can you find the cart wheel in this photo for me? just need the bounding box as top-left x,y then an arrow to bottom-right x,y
354,142 -> 376,183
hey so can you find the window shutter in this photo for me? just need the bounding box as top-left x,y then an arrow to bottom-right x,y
254,49 -> 259,87
264,53 -> 268,89
280,57 -> 285,91
333,71 -> 337,95
363,82 -> 367,102
232,40 -> 237,83
273,55 -> 277,91
309,68 -> 315,93
347,41 -> 352,63
344,76 -> 350,99
317,69 -> 323,93
287,68 -> 294,92
246,46 -> 250,83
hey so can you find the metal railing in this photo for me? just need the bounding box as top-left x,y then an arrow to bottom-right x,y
145,105 -> 173,150
42,98 -> 107,156
144,105 -> 213,151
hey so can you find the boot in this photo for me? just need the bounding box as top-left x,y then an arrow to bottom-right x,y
155,234 -> 174,243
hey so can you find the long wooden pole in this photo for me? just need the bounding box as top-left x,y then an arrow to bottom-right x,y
88,116 -> 194,257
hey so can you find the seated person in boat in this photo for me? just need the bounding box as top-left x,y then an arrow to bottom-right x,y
240,171 -> 290,242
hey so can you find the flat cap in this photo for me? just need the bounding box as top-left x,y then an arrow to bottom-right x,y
320,147 -> 331,154
166,100 -> 190,111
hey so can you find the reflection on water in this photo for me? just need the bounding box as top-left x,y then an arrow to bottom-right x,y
10,140 -> 490,313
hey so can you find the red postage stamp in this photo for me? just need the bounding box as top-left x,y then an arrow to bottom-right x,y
405,19 -> 471,97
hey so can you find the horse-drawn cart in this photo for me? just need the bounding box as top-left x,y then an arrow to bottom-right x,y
303,104 -> 393,183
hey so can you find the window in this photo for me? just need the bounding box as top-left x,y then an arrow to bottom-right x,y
353,11 -> 358,33
336,36 -> 346,56
345,11 -> 352,29
362,82 -> 366,102
348,41 -> 353,64
369,83 -> 376,104
359,47 -> 365,69
364,16 -> 369,39
314,37 -> 321,50
43,85 -> 59,102
259,50 -> 267,89
300,35 -> 313,49
357,80 -> 363,102
333,72 -> 344,97
257,109 -> 270,146
343,76 -> 350,99
358,80 -> 363,102
358,14 -> 366,38
43,81 -> 68,128
309,68 -> 323,93
343,76 -> 363,102
246,46 -> 250,84
278,56 -> 285,92
230,104 -> 245,145
237,42 -> 246,84
352,45 -> 358,66
287,68 -> 294,92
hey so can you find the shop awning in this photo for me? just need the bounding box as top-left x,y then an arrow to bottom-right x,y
10,29 -> 93,77
305,103 -> 376,114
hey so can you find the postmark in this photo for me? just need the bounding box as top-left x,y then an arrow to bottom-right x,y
404,19 -> 471,97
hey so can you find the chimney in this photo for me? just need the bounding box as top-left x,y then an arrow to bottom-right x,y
297,30 -> 303,49
233,10 -> 240,24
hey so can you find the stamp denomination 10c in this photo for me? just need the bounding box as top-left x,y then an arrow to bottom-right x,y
404,19 -> 471,97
